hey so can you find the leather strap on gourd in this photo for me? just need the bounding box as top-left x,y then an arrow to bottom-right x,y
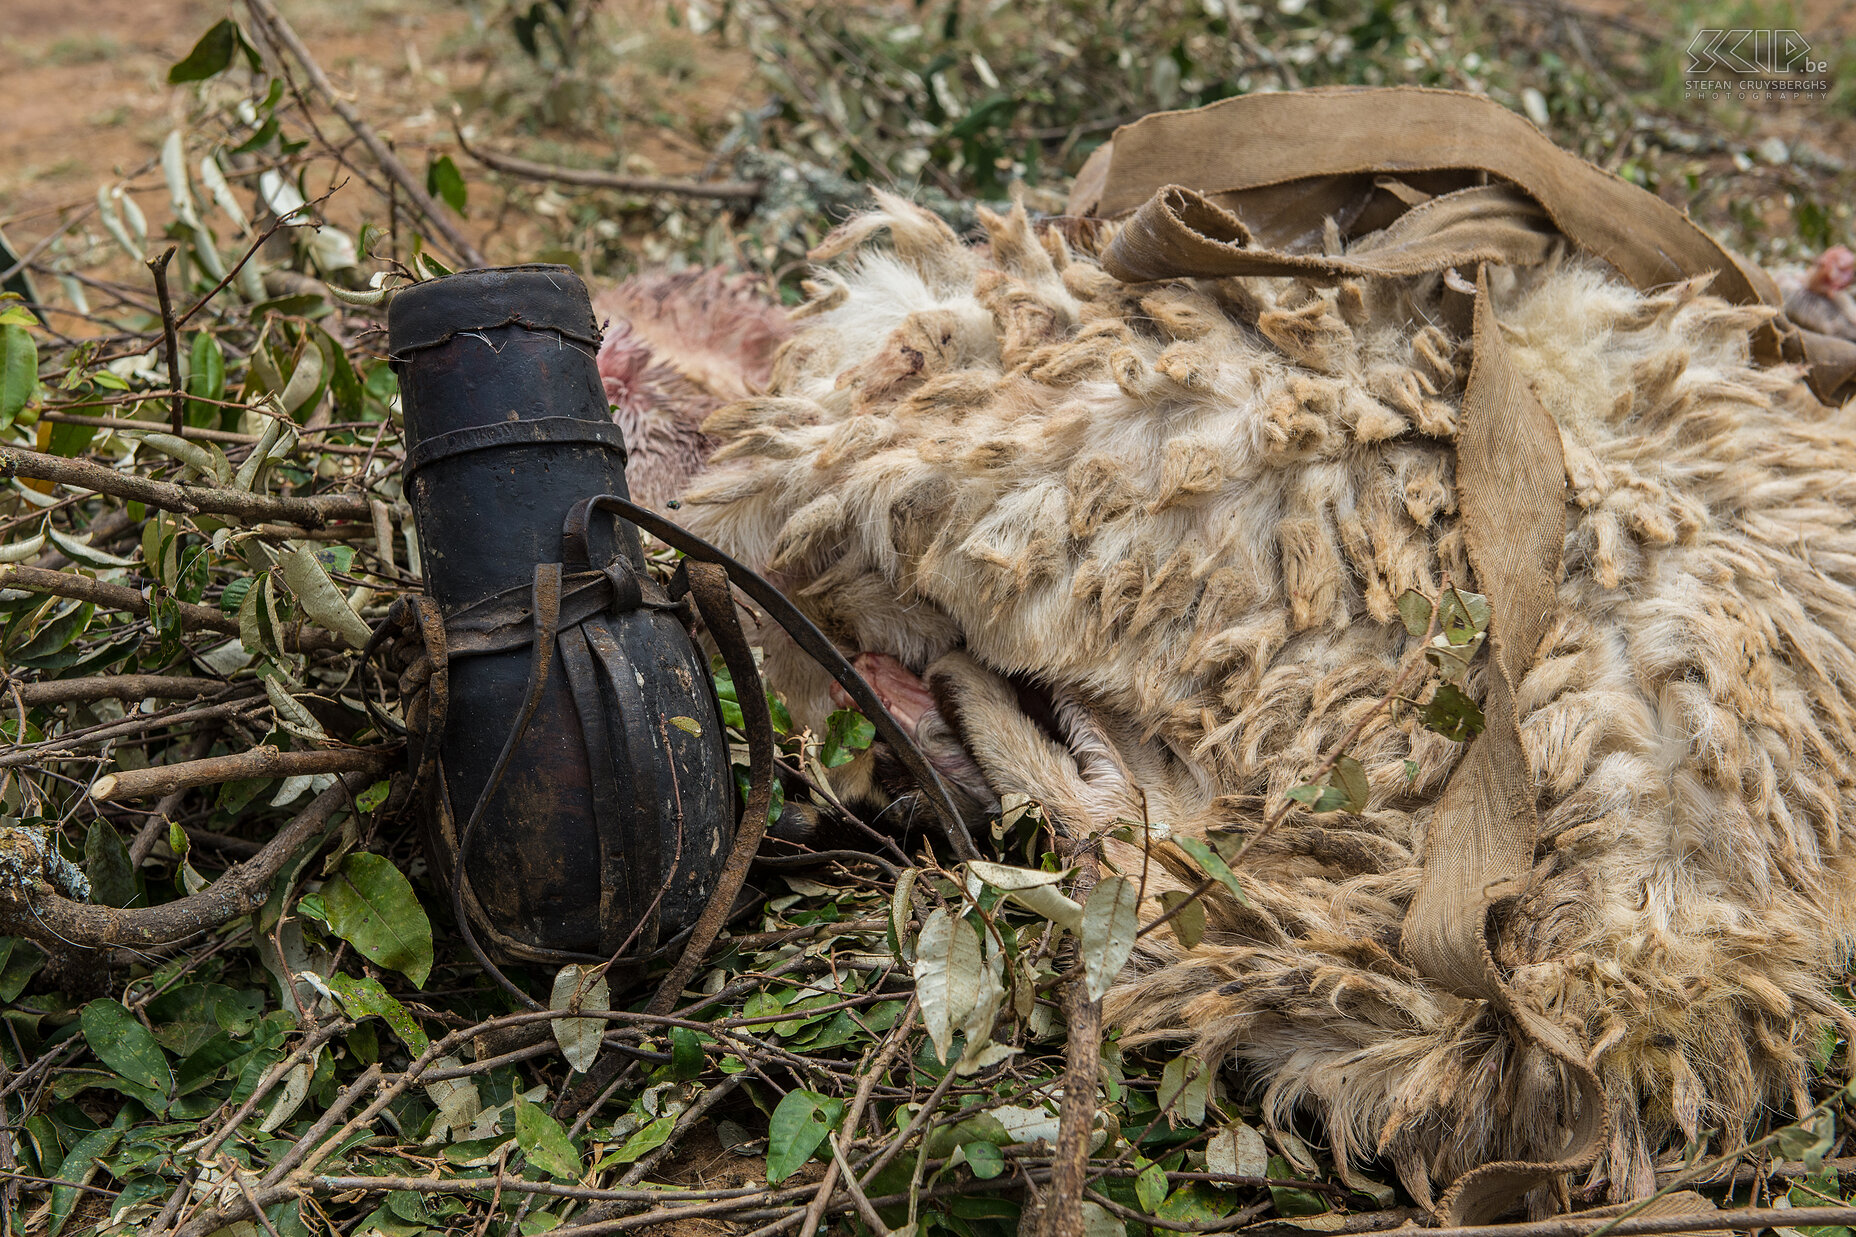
1057,85 -> 1826,1223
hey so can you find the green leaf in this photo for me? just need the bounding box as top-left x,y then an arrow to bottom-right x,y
188,331 -> 225,424
0,323 -> 37,430
84,820 -> 136,908
1157,1182 -> 1237,1224
280,544 -> 372,648
325,973 -> 429,1055
220,577 -> 253,615
1778,1110 -> 1836,1170
46,416 -> 100,458
924,1113 -> 1013,1159
1158,1053 -> 1209,1124
1421,683 -> 1486,743
426,154 -> 468,216
818,708 -> 875,769
964,1140 -> 1005,1179
1135,1155 -> 1169,1213
356,780 -> 391,814
1173,837 -> 1247,905
1437,587 -> 1492,645
314,544 -> 355,576
0,937 -> 46,1002
238,574 -> 284,659
81,999 -> 174,1098
1266,1155 -> 1329,1217
765,1089 -> 844,1183
168,19 -> 238,83
321,853 -> 434,987
598,1114 -> 675,1167
1080,875 -> 1139,1002
515,1094 -> 583,1181
1394,588 -> 1433,638
669,716 -> 703,737
670,1026 -> 704,1081
47,1127 -> 121,1237
1156,889 -> 1205,948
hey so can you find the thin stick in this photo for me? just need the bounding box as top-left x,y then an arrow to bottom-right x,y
35,411 -> 376,457
241,0 -> 485,268
453,118 -> 762,201
145,247 -> 186,435
799,996 -> 918,1235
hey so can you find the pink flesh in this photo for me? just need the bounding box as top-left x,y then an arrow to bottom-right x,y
1808,246 -> 1856,296
832,652 -> 939,733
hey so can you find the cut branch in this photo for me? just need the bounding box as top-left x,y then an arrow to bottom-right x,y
92,745 -> 389,802
0,769 -> 378,949
0,564 -> 344,653
1,445 -> 370,526
11,674 -> 230,708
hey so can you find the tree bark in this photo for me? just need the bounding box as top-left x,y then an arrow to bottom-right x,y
0,770 -> 383,949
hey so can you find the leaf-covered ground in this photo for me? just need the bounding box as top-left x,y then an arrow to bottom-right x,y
4,3 -> 1856,1236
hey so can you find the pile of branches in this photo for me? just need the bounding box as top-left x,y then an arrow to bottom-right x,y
8,5 -> 1856,1237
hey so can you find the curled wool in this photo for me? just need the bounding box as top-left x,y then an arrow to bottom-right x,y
679,191 -> 1856,1208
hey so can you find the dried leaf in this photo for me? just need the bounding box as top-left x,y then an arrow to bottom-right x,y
280,543 -> 372,648
914,907 -> 985,1063
549,964 -> 610,1074
1080,875 -> 1139,1002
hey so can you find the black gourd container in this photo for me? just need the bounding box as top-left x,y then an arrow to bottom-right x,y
388,264 -> 731,963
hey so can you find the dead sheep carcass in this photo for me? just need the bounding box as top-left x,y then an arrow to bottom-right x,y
669,191 -> 1856,1211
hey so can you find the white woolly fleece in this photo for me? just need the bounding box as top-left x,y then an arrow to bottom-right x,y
682,191 -> 1856,1211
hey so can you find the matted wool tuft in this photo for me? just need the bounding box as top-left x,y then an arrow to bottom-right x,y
680,191 -> 1856,1208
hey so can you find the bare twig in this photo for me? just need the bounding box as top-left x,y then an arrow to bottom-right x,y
145,247 -> 186,434
800,995 -> 918,1235
128,730 -> 218,867
1428,1204 -> 1856,1237
453,116 -> 762,202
